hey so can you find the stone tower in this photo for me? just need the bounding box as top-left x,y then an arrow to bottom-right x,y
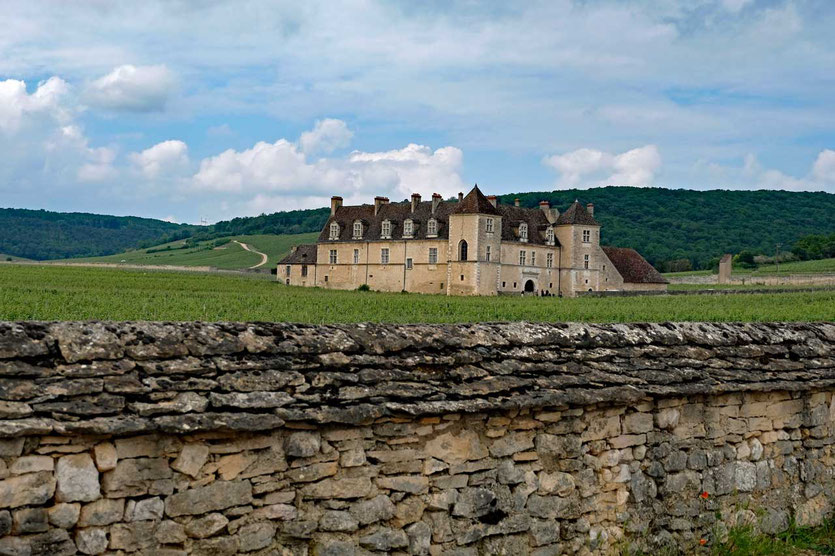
447,186 -> 502,295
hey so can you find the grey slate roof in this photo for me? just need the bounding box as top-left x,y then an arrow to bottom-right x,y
555,201 -> 600,226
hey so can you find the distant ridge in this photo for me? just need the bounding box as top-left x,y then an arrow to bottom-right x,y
4,187 -> 834,268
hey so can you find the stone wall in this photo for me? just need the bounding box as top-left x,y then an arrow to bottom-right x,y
0,321 -> 833,555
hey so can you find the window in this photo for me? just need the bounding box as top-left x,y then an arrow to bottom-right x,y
546,253 -> 553,268
403,219 -> 413,238
381,248 -> 390,264
603,264 -> 606,271
353,221 -> 363,239
519,223 -> 528,242
583,230 -> 590,243
353,249 -> 359,264
324,275 -> 328,282
546,228 -> 554,245
460,274 -> 464,281
502,281 -> 506,287
381,220 -> 392,239
285,265 -> 291,276
584,254 -> 590,269
329,249 -> 337,264
519,250 -> 526,266
428,248 -> 438,264
459,240 -> 468,261
427,218 -> 438,237
531,251 -> 536,266
486,218 -> 494,233
285,279 -> 290,285
486,245 -> 491,262
329,222 -> 340,240
406,258 -> 413,270
301,265 -> 308,277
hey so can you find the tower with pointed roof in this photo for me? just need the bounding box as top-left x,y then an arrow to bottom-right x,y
554,201 -> 603,295
447,185 -> 502,295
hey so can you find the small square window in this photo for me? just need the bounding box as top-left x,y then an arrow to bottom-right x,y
406,258 -> 413,270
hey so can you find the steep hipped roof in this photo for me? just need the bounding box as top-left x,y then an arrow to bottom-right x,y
556,201 -> 600,226
602,246 -> 667,284
452,185 -> 500,215
278,244 -> 318,265
495,204 -> 560,247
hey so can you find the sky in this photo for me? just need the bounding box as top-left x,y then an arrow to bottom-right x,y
1,0 -> 834,224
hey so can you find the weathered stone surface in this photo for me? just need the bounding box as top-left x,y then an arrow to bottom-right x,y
101,457 -> 172,497
9,455 -> 53,475
284,432 -> 320,458
165,480 -> 253,517
78,498 -> 125,527
350,495 -> 396,526
92,442 -> 117,472
425,430 -> 487,464
301,478 -> 372,499
359,527 -> 409,551
55,454 -> 99,502
171,443 -> 209,478
13,507 -> 48,533
0,472 -> 56,508
320,510 -> 359,532
47,503 -> 80,529
185,512 -> 229,539
0,510 -> 10,537
126,497 -> 163,521
238,521 -> 276,552
75,527 -> 108,555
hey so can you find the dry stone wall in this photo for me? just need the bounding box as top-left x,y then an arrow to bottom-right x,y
0,321 -> 834,555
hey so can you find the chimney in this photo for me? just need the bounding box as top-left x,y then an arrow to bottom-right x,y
374,196 -> 389,216
431,193 -> 442,214
586,202 -> 594,217
539,200 -> 550,211
539,201 -> 555,223
411,193 -> 421,212
487,195 -> 497,208
458,192 -> 464,202
514,198 -> 520,207
330,196 -> 343,216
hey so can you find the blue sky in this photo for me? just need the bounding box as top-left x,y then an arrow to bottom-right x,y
1,0 -> 834,223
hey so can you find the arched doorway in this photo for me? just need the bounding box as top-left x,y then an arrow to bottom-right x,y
524,280 -> 535,293
459,240 -> 468,261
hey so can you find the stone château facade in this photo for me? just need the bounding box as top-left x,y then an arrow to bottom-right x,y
278,186 -> 667,296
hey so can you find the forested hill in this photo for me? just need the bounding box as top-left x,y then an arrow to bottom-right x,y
502,187 -> 835,269
201,187 -> 835,269
0,208 -> 193,260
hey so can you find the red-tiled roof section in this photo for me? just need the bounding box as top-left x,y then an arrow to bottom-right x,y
452,185 -> 500,215
556,201 -> 600,226
278,244 -> 318,265
602,246 -> 667,284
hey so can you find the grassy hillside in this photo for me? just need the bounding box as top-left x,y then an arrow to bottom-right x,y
0,208 -> 193,260
70,233 -> 318,270
1,264 -> 832,322
0,253 -> 31,262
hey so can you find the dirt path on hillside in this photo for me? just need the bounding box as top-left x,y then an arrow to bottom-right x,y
233,240 -> 269,269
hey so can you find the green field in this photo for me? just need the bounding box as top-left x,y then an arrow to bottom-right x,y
1,264 -> 833,323
0,253 -> 30,262
66,233 -> 318,270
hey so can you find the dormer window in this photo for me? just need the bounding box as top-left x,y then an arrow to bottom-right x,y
427,218 -> 438,237
352,221 -> 363,239
519,223 -> 528,242
381,220 -> 392,238
403,219 -> 414,238
329,222 -> 340,240
546,228 -> 555,245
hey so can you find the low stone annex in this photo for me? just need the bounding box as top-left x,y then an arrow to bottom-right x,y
0,320 -> 833,554
278,186 -> 667,296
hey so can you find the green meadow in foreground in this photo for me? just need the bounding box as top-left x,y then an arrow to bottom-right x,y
1,264 -> 833,323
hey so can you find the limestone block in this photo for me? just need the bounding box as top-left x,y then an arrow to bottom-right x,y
184,512 -> 229,539
13,507 -> 48,533
101,457 -> 172,497
350,495 -> 395,525
406,521 -> 431,556
126,497 -> 163,522
46,503 -> 80,530
238,521 -> 276,552
319,510 -> 359,532
623,413 -> 653,434
165,480 -> 253,517
171,443 -> 209,478
55,454 -> 100,502
0,510 -> 10,537
489,431 -> 535,458
284,432 -> 320,458
76,527 -> 108,555
78,498 -> 125,527
376,475 -> 429,494
92,442 -> 117,472
0,472 -> 56,508
582,415 -> 621,441
156,520 -> 187,544
359,527 -> 409,551
9,455 -> 53,475
538,472 -> 575,497
425,430 -> 487,464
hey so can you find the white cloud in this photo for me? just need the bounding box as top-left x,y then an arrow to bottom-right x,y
299,118 -> 353,154
0,77 -> 70,133
85,65 -> 176,112
130,140 -> 189,179
543,145 -> 661,187
191,121 -> 465,212
812,150 -> 835,185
